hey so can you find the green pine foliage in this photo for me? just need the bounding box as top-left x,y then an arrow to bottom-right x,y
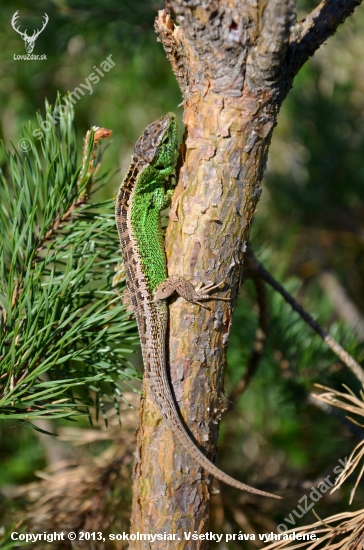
0,96 -> 139,424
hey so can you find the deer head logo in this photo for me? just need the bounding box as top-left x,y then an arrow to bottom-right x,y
11,11 -> 49,53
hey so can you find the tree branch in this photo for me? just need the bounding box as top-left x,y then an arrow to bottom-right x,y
288,0 -> 363,78
248,249 -> 364,387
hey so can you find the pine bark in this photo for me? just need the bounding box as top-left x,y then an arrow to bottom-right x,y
128,0 -> 362,548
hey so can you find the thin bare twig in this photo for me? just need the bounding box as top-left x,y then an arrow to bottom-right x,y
247,249 -> 364,387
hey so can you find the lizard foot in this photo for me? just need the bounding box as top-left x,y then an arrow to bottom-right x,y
153,276 -> 230,309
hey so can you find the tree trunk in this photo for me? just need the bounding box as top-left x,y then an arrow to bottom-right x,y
128,0 -> 362,547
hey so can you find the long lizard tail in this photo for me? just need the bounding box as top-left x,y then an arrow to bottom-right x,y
143,305 -> 282,500
150,374 -> 281,499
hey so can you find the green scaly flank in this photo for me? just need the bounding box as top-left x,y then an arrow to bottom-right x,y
130,114 -> 178,293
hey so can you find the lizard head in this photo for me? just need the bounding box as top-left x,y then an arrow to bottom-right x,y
134,112 -> 178,169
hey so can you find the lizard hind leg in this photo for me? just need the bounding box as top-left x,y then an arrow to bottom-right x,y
153,276 -> 230,308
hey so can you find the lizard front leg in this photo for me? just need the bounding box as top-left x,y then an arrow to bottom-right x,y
153,276 -> 230,309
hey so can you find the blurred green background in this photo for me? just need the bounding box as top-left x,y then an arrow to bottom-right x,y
1,0 -> 364,547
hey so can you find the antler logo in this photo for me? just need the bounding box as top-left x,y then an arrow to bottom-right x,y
11,11 -> 49,53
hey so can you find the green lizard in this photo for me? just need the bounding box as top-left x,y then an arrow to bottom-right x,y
115,112 -> 279,498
